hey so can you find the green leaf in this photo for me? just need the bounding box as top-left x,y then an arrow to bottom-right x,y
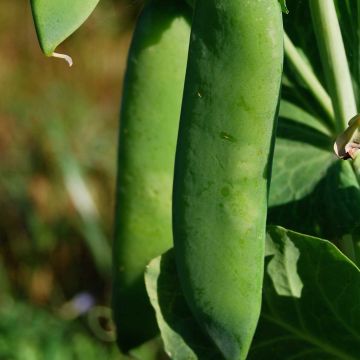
144,250 -> 223,360
283,32 -> 335,124
30,0 -> 99,56
145,228 -> 360,359
279,100 -> 332,137
269,158 -> 360,241
248,226 -> 360,360
269,106 -> 335,209
269,138 -> 333,207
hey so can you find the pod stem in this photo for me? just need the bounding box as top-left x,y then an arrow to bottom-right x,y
284,33 -> 334,127
310,0 -> 357,134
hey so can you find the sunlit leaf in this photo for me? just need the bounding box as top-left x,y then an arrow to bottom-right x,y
249,226 -> 360,359
31,0 -> 99,57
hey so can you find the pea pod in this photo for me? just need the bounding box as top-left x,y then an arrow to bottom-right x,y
112,0 -> 191,350
172,1 -> 283,359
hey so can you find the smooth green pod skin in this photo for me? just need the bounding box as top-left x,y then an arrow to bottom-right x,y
173,1 -> 283,359
31,0 -> 99,55
112,0 -> 191,351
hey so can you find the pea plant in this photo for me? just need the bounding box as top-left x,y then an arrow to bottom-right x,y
30,0 -> 360,359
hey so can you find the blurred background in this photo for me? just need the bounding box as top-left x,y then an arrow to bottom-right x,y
0,0 -> 144,358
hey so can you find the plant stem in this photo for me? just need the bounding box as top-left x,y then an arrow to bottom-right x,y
284,33 -> 335,125
310,0 -> 357,133
310,0 -> 359,261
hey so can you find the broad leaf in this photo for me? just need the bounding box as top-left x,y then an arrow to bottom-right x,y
248,226 -> 360,359
270,159 -> 360,240
268,113 -> 337,235
31,0 -> 99,56
145,227 -> 360,359
269,137 -> 333,207
144,250 -> 223,360
279,100 -> 332,137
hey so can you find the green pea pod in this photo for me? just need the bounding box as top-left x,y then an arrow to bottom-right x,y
173,1 -> 283,359
112,0 -> 191,351
31,0 -> 99,64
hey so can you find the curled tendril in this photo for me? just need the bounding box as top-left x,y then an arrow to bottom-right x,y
51,52 -> 73,67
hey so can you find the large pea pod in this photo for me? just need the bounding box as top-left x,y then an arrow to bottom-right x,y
173,1 -> 283,359
112,0 -> 191,351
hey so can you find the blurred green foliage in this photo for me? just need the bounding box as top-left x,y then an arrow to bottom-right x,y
0,299 -> 121,360
0,0 -> 145,358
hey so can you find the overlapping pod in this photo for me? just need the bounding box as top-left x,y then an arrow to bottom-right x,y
112,0 -> 191,351
173,1 -> 283,359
